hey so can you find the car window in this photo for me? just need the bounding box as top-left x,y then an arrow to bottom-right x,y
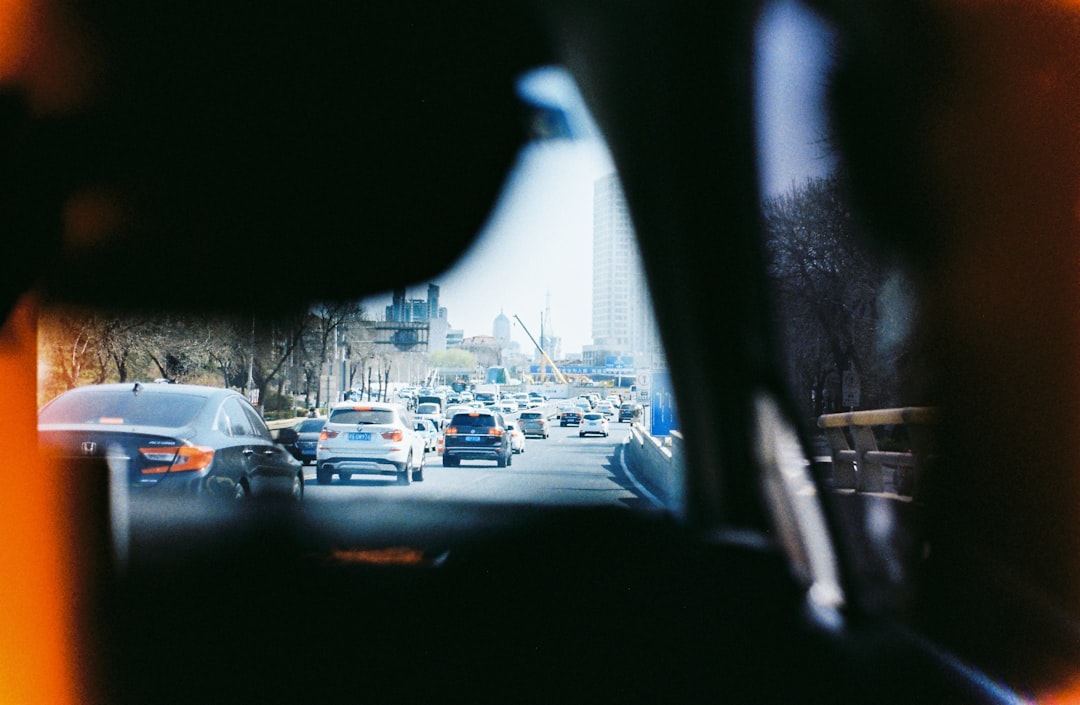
39,388 -> 206,427
753,0 -> 929,612
298,419 -> 327,433
218,397 -> 257,438
450,413 -> 497,429
241,402 -> 273,441
329,407 -> 396,425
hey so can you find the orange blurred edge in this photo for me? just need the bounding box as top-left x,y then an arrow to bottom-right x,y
0,292 -> 82,705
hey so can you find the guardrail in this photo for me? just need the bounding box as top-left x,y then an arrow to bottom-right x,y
816,406 -> 937,497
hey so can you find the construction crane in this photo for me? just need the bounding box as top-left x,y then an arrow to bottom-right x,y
513,314 -> 568,385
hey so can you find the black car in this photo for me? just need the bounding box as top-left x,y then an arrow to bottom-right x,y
283,417 -> 327,465
442,410 -> 512,467
38,382 -> 304,501
560,409 -> 584,426
617,402 -> 642,423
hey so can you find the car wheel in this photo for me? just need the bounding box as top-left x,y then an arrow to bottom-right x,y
444,456 -> 460,467
316,466 -> 332,484
412,454 -> 425,482
397,456 -> 413,485
497,453 -> 507,468
339,471 -> 352,482
290,473 -> 304,501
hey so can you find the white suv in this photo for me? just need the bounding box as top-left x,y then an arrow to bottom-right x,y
316,401 -> 426,485
579,412 -> 609,438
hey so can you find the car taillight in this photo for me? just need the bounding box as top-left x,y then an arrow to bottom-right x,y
381,429 -> 404,442
445,426 -> 458,435
489,428 -> 504,437
319,429 -> 339,440
139,444 -> 215,475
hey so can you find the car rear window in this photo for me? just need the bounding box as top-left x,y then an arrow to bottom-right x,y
584,413 -> 602,420
297,419 -> 327,432
451,413 -> 496,429
520,412 -> 542,419
38,389 -> 207,427
329,407 -> 396,425
416,403 -> 440,414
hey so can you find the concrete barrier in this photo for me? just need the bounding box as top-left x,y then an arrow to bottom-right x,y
624,423 -> 682,510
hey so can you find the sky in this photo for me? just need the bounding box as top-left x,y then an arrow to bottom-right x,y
754,0 -> 838,198
362,67 -> 615,357
361,0 -> 836,357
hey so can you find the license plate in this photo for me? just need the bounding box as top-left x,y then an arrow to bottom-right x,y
466,435 -> 482,442
347,432 -> 371,441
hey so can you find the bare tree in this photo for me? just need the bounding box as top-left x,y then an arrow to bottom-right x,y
763,175 -> 915,421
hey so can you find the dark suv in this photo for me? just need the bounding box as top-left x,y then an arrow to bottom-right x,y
442,410 -> 512,467
618,403 -> 643,423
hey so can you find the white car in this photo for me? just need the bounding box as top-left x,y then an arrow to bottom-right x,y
414,401 -> 444,430
594,400 -> 617,417
506,421 -> 526,454
316,401 -> 426,485
413,417 -> 440,453
578,412 -> 609,438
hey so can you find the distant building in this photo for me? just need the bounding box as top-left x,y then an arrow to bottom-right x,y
493,310 -> 511,346
585,172 -> 662,372
376,283 -> 453,352
385,283 -> 447,323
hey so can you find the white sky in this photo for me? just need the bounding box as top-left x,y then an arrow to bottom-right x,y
362,1 -> 835,357
363,139 -> 614,356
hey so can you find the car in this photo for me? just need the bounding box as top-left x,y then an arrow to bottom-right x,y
618,402 -> 643,423
506,421 -> 526,453
559,409 -> 584,427
315,401 -> 426,485
578,412 -> 609,438
594,400 -> 616,417
442,409 -> 512,467
283,416 -> 328,465
517,410 -> 550,439
37,382 -> 305,502
413,417 -> 439,453
413,401 -> 444,430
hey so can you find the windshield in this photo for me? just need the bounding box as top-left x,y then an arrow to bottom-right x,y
35,65 -> 679,526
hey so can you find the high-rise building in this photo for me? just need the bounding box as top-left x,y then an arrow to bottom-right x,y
377,283 -> 452,351
587,172 -> 661,371
385,284 -> 447,323
493,310 -> 511,346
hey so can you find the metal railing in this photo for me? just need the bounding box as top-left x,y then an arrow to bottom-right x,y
817,406 -> 937,498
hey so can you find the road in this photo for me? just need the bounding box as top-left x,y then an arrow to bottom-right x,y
300,417 -> 646,509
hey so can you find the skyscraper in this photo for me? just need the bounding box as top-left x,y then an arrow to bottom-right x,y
588,172 -> 660,370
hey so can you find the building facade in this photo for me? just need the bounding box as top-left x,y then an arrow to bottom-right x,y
585,172 -> 662,372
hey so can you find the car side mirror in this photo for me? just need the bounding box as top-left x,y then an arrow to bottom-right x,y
273,428 -> 299,445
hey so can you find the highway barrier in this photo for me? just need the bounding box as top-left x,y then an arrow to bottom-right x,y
817,406 -> 937,497
624,423 -> 683,510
